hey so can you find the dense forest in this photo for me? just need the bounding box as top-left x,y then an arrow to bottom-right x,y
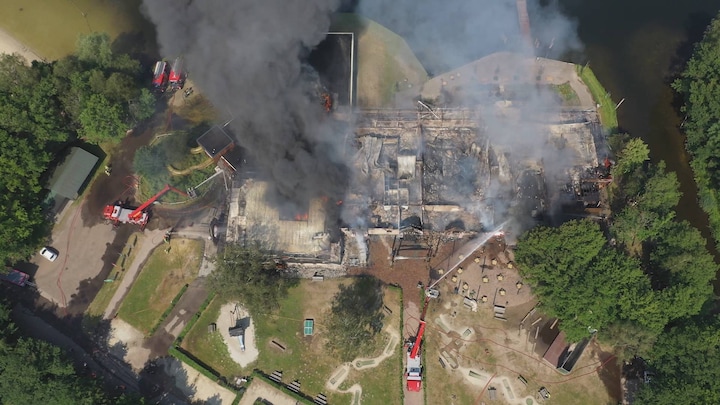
0,33 -> 154,265
514,136 -> 718,401
0,301 -> 142,404
674,12 -> 720,248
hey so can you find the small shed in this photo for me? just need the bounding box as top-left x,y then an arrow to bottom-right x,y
197,126 -> 234,160
304,319 -> 314,336
47,147 -> 99,200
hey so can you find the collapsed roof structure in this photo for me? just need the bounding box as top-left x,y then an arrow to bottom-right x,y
226,102 -> 602,266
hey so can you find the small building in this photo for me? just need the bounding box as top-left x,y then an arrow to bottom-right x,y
543,331 -> 570,369
542,331 -> 589,374
47,147 -> 99,200
197,126 -> 234,160
196,125 -> 246,171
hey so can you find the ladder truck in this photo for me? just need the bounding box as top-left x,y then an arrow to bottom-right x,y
406,319 -> 426,391
406,296 -> 431,391
103,184 -> 187,229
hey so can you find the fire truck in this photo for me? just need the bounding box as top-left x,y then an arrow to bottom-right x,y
1,269 -> 34,288
152,61 -> 169,91
168,57 -> 186,90
406,320 -> 426,391
103,184 -> 187,229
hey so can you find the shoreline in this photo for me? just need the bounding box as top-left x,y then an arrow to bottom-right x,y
0,25 -> 43,62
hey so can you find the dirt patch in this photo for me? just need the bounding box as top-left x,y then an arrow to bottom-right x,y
160,356 -> 237,405
217,303 -> 259,368
108,318 -> 151,372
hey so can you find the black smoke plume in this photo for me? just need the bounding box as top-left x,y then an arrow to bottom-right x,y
141,0 -> 348,212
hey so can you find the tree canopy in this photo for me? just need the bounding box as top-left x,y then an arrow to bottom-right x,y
325,277 -> 385,361
635,316 -> 720,405
515,220 -> 651,341
0,32 -> 155,265
0,302 -> 140,404
208,244 -> 298,314
515,137 -> 716,352
673,12 -> 720,247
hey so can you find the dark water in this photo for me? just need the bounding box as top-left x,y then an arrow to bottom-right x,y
557,0 -> 720,250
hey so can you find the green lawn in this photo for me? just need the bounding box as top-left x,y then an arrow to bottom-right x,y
181,280 -> 403,403
83,233 -> 144,331
118,238 -> 202,335
181,297 -> 246,378
552,82 -> 581,106
331,13 -> 428,107
337,287 -> 403,405
576,65 -> 619,133
0,0 -> 154,60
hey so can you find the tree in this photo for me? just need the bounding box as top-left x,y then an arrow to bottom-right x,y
78,94 -> 125,143
612,137 -> 649,177
515,220 -> 653,341
601,321 -> 658,361
129,88 -> 157,122
0,301 -> 121,404
325,277 -> 385,361
76,33 -> 114,70
208,244 -> 298,314
673,12 -> 720,245
133,145 -> 168,180
635,316 -> 720,405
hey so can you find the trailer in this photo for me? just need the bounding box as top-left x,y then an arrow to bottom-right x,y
103,184 -> 187,229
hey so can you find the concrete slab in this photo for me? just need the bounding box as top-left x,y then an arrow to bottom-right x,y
34,203 -> 116,310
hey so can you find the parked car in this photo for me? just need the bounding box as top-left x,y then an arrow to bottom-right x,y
39,247 -> 58,262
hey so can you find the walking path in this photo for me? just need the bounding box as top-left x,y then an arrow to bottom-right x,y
325,325 -> 400,404
103,228 -> 168,319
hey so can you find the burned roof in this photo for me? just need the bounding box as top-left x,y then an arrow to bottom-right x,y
197,126 -> 234,159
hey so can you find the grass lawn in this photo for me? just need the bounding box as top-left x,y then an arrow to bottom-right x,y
182,279 -> 403,403
0,0 -> 154,61
331,13 -> 428,107
576,65 -> 619,133
118,238 -> 202,335
181,297 -> 246,378
552,82 -> 581,106
83,233 -> 145,331
337,287 -> 403,405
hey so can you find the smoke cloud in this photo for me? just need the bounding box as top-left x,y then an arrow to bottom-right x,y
141,0 -> 348,211
143,0 -> 583,232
